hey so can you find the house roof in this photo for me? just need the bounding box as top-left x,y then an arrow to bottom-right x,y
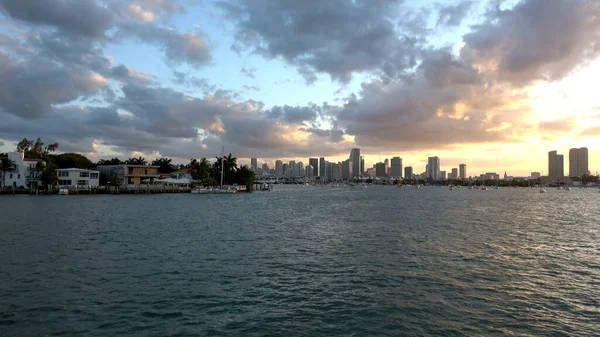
56,168 -> 100,172
173,167 -> 191,173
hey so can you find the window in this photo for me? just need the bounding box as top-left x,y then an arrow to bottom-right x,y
17,174 -> 20,179
9,174 -> 12,179
79,171 -> 89,178
58,171 -> 69,177
77,180 -> 88,186
90,173 -> 99,179
59,180 -> 72,186
144,169 -> 148,175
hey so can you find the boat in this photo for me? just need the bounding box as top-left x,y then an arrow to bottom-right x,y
58,188 -> 69,195
190,147 -> 237,194
481,186 -> 488,191
540,188 -> 547,193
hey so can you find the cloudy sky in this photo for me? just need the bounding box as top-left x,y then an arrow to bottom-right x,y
1,0 -> 599,176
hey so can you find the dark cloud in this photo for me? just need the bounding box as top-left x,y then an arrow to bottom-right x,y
115,22 -> 212,66
462,0 -> 600,84
299,127 -> 345,143
437,1 -> 473,27
217,0 -> 421,82
0,0 -> 113,38
266,105 -> 319,124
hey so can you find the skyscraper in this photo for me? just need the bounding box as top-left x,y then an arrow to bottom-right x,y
375,162 -> 387,177
288,161 -> 296,177
451,168 -> 458,179
251,157 -> 258,170
404,166 -> 413,179
297,162 -> 304,177
306,165 -> 313,178
569,147 -> 589,177
341,159 -> 353,180
548,151 -> 564,177
360,156 -> 364,175
275,160 -> 283,178
309,158 -> 318,177
459,164 -> 466,179
349,148 -> 361,178
319,157 -> 325,178
390,157 -> 402,178
427,157 -> 440,180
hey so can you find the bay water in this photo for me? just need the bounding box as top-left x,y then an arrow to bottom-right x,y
1,186 -> 599,336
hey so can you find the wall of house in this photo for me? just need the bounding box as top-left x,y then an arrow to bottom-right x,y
57,170 -> 100,188
2,152 -> 42,188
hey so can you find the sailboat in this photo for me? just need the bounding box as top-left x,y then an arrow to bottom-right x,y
191,147 -> 237,194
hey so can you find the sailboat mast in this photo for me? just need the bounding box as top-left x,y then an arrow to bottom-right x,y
220,146 -> 224,186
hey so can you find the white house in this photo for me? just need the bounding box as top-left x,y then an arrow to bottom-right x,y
56,168 -> 100,189
1,151 -> 44,188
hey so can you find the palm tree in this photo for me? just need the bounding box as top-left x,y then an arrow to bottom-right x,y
125,156 -> 147,165
223,153 -> 238,185
0,158 -> 17,188
152,158 -> 175,173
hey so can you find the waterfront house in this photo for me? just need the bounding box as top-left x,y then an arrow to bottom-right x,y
56,168 -> 100,189
97,164 -> 160,185
0,151 -> 44,188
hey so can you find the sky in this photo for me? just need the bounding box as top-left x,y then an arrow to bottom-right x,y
0,0 -> 599,177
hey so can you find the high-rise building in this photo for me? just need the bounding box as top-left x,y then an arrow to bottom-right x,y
451,168 -> 458,179
306,165 -> 313,178
275,160 -> 283,178
309,158 -> 318,177
427,157 -> 440,180
341,159 -> 353,180
531,172 -> 541,179
349,148 -> 361,178
459,164 -> 466,179
375,162 -> 387,177
548,151 -> 564,177
282,163 -> 289,178
319,157 -> 325,178
569,147 -> 589,177
251,157 -> 258,170
360,156 -> 364,175
288,161 -> 296,177
390,157 -> 402,178
261,163 -> 268,172
297,162 -> 304,177
441,171 -> 446,180
404,166 -> 413,179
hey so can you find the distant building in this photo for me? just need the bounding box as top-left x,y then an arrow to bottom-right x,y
251,157 -> 258,170
306,165 -> 314,179
404,166 -> 413,179
427,156 -> 440,180
375,162 -> 387,177
97,164 -> 160,185
0,151 -> 44,188
288,161 -> 296,177
332,162 -> 342,180
297,162 -> 304,177
282,164 -> 289,178
261,163 -> 269,172
319,157 -> 325,178
349,148 -> 361,178
341,159 -> 353,180
450,168 -> 458,179
365,168 -> 376,178
459,164 -> 467,179
531,172 -> 541,179
569,147 -> 589,177
360,156 -> 364,175
441,171 -> 446,180
548,150 -> 564,178
275,160 -> 283,178
309,158 -> 319,177
56,168 -> 100,189
390,157 -> 402,178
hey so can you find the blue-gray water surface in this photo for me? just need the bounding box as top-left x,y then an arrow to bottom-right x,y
1,186 -> 599,336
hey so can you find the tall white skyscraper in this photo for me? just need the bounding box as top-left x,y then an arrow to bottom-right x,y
288,160 -> 296,177
459,164 -> 466,179
427,157 -> 440,180
297,162 -> 304,177
349,148 -> 361,178
569,147 -> 589,177
548,151 -> 564,177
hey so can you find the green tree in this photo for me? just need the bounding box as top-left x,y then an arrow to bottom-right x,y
40,161 -> 58,192
125,156 -> 147,165
97,158 -> 122,165
0,158 -> 17,188
236,165 -> 256,191
17,138 -> 58,159
52,153 -> 94,169
152,158 -> 175,173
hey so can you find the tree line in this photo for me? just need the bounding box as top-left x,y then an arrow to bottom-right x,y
1,138 -> 255,190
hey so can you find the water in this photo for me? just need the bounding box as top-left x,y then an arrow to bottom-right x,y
1,186 -> 599,336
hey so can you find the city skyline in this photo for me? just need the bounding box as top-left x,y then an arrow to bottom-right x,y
0,1 -> 599,177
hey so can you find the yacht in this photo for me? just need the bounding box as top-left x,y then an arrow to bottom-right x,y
539,188 -> 547,193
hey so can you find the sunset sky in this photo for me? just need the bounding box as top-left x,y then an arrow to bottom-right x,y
0,0 -> 599,176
